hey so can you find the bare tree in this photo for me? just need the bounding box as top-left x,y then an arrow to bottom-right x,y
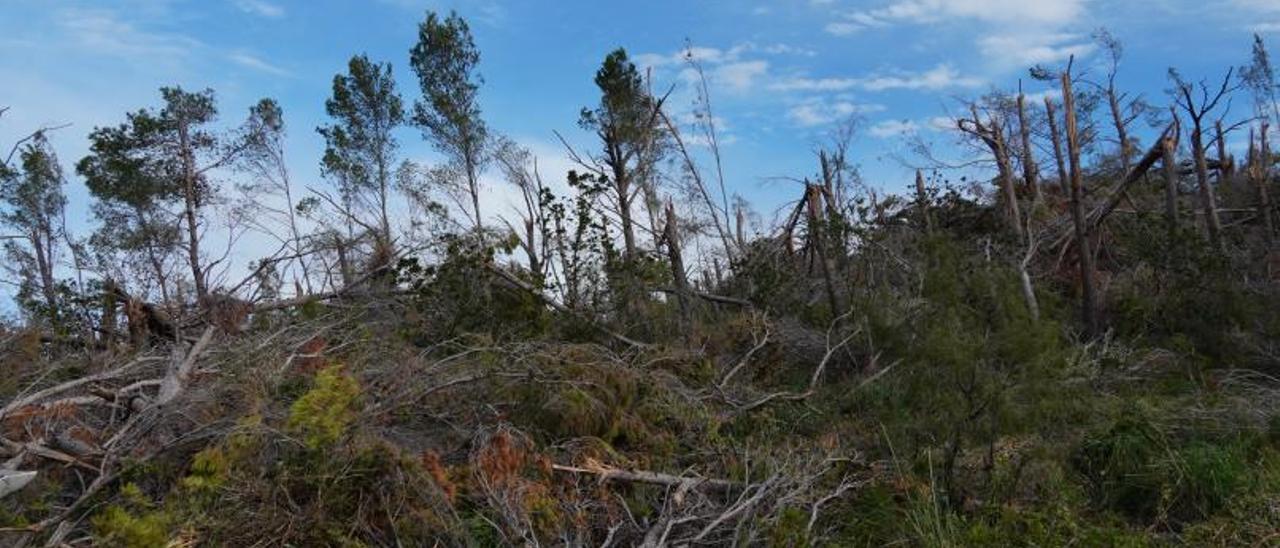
1169,67 -> 1238,248
1063,66 -> 1099,337
957,104 -> 1023,238
493,136 -> 551,281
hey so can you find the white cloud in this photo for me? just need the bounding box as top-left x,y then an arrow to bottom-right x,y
235,0 -> 285,18
1234,0 -> 1280,13
229,52 -> 291,76
859,64 -> 983,91
634,42 -> 814,71
773,64 -> 982,93
868,119 -> 920,138
824,22 -> 862,36
715,60 -> 769,92
772,76 -> 859,92
57,7 -> 198,58
787,98 -> 885,127
826,0 -> 1085,34
978,33 -> 1095,67
1253,22 -> 1280,33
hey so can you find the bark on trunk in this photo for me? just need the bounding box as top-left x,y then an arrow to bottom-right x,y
1045,98 -> 1070,196
915,170 -> 933,234
178,124 -> 207,303
1192,122 -> 1223,248
1258,124 -> 1275,244
663,202 -> 692,331
1062,72 -> 1098,338
1017,93 -> 1041,202
1163,127 -> 1181,236
992,116 -> 1024,239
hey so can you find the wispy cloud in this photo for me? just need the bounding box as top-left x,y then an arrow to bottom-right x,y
774,64 -> 982,93
825,0 -> 1085,34
711,60 -> 770,92
236,0 -> 285,18
978,33 -> 1095,67
635,42 -> 814,70
58,7 -> 199,58
229,51 -> 292,76
868,119 -> 920,138
787,98 -> 885,127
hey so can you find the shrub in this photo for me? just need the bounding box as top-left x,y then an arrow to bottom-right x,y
287,364 -> 360,449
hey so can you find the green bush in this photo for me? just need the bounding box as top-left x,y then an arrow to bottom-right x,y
287,364 -> 360,449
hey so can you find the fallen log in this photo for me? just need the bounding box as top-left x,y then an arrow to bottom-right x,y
552,462 -> 736,493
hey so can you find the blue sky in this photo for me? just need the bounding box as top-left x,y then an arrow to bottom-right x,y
1,0 -> 1279,290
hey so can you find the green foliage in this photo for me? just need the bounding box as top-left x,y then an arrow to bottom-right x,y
318,53 -> 403,228
397,232 -> 550,340
288,364 -> 360,449
90,483 -> 172,548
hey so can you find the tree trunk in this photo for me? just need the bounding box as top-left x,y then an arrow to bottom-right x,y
1017,93 -> 1041,203
1192,122 -> 1223,248
1216,121 -> 1234,180
31,228 -> 57,319
1163,126 -> 1181,236
1108,88 -> 1131,173
178,124 -> 207,304
1045,97 -> 1070,196
806,186 -> 842,316
467,156 -> 483,233
915,170 -> 933,234
1258,123 -> 1275,244
991,117 -> 1024,239
1062,72 -> 1098,338
663,201 -> 691,332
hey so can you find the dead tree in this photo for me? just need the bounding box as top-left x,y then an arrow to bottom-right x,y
1062,68 -> 1099,338
915,170 -> 933,234
1254,123 -> 1275,244
1045,97 -> 1071,196
662,200 -> 692,331
1163,117 -> 1182,235
1169,67 -> 1237,249
804,185 -> 843,316
1016,88 -> 1041,202
958,106 -> 1023,238
1216,120 -> 1235,180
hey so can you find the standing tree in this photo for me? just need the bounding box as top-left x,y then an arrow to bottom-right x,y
1241,33 -> 1280,131
1,134 -> 67,321
318,55 -> 404,259
1169,68 -> 1237,248
1089,29 -> 1149,174
409,11 -> 489,232
493,136 -> 551,282
237,99 -> 311,293
576,48 -> 664,263
1062,67 -> 1099,338
80,87 -> 271,306
957,104 -> 1023,238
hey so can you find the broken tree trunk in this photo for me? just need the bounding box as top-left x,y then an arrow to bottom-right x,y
663,201 -> 692,332
1192,119 -> 1224,248
1045,97 -> 1071,196
1163,122 -> 1182,236
915,170 -> 933,234
805,185 -> 843,316
1216,120 -> 1234,180
1259,123 -> 1276,245
1017,92 -> 1042,203
1062,71 -> 1099,338
1089,122 -> 1179,229
993,116 -> 1024,239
